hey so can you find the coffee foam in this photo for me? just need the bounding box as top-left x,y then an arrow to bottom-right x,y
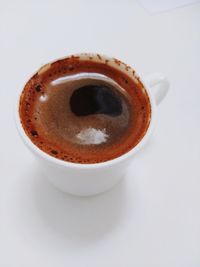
34,76 -> 131,149
76,127 -> 108,145
19,57 -> 151,163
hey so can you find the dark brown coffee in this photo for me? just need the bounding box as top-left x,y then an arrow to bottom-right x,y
19,55 -> 151,163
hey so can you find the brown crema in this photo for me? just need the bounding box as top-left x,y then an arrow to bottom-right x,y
19,55 -> 151,163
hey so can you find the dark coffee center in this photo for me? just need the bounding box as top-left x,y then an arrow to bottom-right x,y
70,85 -> 122,116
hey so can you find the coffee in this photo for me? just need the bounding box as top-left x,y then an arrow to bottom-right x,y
19,55 -> 151,163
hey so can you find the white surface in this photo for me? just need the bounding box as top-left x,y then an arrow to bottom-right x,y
137,0 -> 200,13
0,0 -> 200,266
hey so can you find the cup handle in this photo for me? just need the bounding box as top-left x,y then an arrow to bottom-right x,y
144,73 -> 170,105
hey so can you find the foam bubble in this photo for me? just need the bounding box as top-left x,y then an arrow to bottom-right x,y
76,127 -> 109,145
39,94 -> 48,102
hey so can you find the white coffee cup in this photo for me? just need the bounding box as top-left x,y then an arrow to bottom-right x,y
15,53 -> 169,196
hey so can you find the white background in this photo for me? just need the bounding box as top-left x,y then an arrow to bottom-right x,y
138,0 -> 200,13
0,1 -> 200,266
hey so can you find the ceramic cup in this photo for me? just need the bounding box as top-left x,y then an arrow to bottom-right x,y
15,53 -> 169,196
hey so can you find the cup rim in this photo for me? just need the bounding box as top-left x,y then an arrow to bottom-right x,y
15,53 -> 156,170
